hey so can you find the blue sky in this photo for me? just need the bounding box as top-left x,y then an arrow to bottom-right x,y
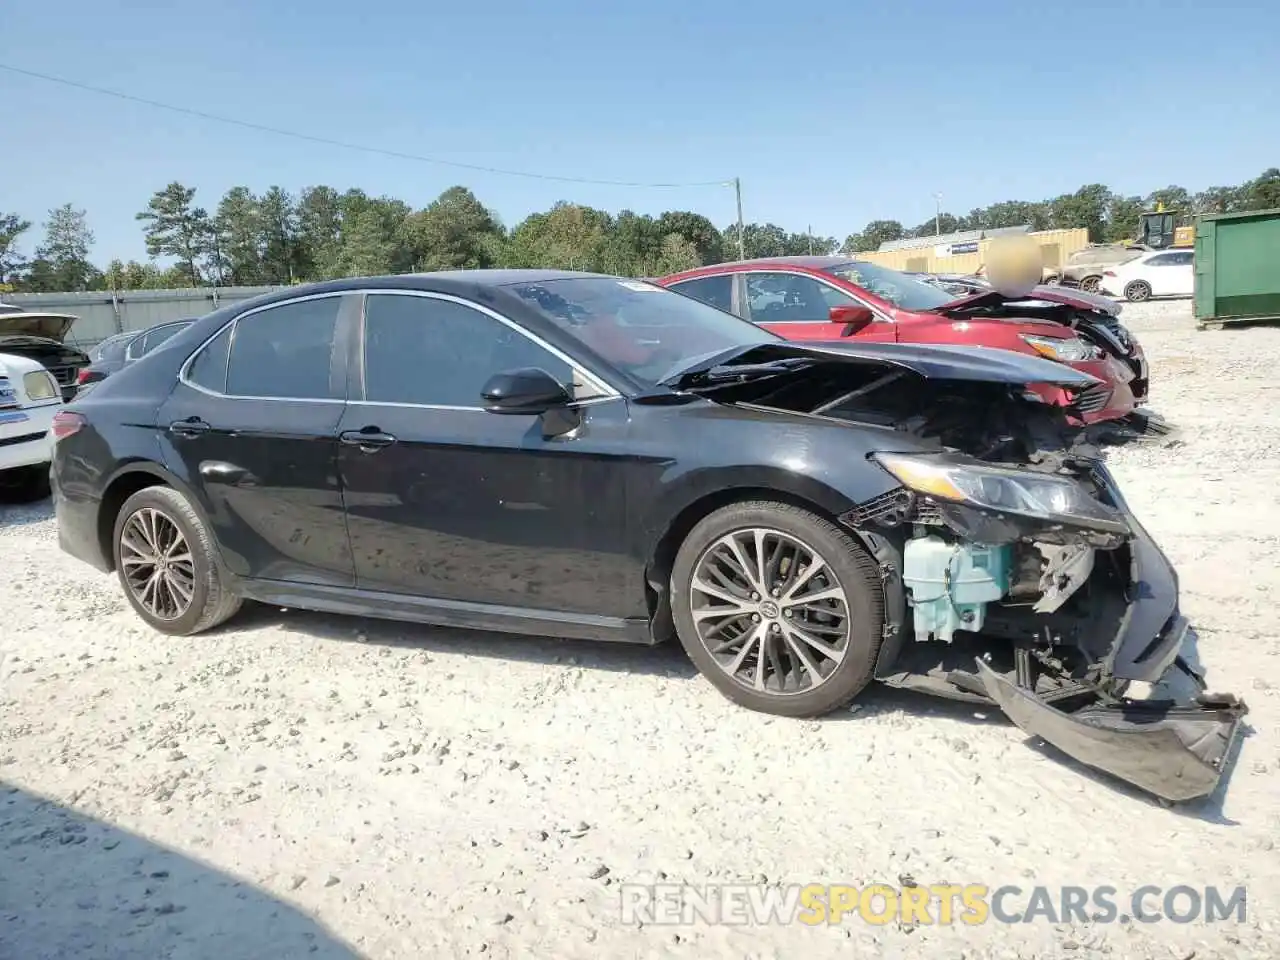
4,0 -> 1277,263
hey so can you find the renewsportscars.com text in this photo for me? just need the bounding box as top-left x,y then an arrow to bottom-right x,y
619,883 -> 1247,927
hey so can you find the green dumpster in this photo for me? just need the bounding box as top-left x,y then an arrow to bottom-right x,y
1195,207 -> 1280,329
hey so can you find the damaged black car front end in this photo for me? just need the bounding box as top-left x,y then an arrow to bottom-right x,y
667,341 -> 1246,803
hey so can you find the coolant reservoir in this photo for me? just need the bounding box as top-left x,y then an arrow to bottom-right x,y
902,534 -> 1013,643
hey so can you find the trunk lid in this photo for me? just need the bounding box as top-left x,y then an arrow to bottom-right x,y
0,305 -> 78,342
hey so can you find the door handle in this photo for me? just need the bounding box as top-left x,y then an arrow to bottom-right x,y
340,428 -> 397,452
169,417 -> 210,438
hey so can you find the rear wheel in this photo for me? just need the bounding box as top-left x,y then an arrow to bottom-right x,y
1124,280 -> 1152,302
112,486 -> 241,636
670,501 -> 885,717
0,464 -> 51,503
1080,275 -> 1102,293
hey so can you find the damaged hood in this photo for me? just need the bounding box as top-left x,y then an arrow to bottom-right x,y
0,306 -> 78,342
935,285 -> 1122,317
661,340 -> 1102,392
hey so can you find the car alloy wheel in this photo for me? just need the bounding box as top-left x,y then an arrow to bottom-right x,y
1080,276 -> 1102,293
690,527 -> 850,695
1125,280 -> 1152,302
118,507 -> 197,621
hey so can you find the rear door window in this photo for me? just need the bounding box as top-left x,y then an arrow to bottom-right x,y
669,275 -> 734,313
225,296 -> 343,400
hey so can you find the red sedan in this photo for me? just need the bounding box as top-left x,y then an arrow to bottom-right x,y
657,257 -> 1150,425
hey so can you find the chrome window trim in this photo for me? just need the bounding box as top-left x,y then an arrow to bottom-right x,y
177,292 -> 350,403
356,288 -> 623,402
346,395 -> 624,413
740,269 -> 897,324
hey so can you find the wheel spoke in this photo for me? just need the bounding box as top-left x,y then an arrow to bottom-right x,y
781,630 -> 822,686
752,530 -> 768,593
692,577 -> 749,607
784,622 -> 846,665
753,634 -> 769,690
785,585 -> 846,609
728,624 -> 765,675
781,558 -> 826,601
719,535 -> 758,593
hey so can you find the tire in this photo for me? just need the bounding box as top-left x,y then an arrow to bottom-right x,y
670,500 -> 885,718
0,464 -> 51,503
112,485 -> 242,636
1124,280 -> 1152,302
1080,275 -> 1102,293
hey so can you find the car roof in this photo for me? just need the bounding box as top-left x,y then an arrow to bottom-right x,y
660,256 -> 858,282
220,269 -> 625,315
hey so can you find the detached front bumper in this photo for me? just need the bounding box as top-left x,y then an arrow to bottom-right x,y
977,659 -> 1246,803
978,467 -> 1248,803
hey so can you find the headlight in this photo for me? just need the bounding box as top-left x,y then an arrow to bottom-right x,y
1020,334 -> 1100,363
872,452 -> 1129,534
23,370 -> 59,401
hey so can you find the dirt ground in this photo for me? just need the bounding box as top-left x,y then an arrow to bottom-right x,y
2,299 -> 1278,960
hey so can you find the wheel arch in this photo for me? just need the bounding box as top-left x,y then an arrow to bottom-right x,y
642,471 -> 888,643
95,462 -> 222,575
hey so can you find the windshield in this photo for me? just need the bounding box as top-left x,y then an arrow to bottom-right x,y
505,277 -> 777,386
823,261 -> 957,311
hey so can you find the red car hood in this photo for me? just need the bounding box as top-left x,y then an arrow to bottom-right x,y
937,285 -> 1122,317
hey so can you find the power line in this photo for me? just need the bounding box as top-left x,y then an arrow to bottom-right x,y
0,62 -> 734,189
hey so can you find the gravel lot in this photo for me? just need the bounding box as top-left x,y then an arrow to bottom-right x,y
3,299 -> 1278,960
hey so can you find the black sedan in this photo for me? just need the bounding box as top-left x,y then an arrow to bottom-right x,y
49,270 -> 1244,802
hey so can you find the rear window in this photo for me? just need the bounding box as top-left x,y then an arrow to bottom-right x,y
822,261 -> 955,311
187,325 -> 231,393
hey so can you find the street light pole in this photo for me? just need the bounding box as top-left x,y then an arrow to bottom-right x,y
734,177 -> 746,260
934,193 -> 943,236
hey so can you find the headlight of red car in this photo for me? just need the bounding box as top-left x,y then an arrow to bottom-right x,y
1019,334 -> 1101,363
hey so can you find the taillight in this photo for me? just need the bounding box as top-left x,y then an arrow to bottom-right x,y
51,410 -> 86,441
76,368 -> 93,384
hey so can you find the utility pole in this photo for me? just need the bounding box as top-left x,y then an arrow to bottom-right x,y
734,177 -> 746,260
807,224 -> 814,255
934,193 -> 943,236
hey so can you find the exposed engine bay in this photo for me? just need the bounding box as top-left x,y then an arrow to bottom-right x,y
671,343 -> 1246,803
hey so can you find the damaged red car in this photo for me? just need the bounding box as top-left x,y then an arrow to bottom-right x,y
658,257 -> 1162,434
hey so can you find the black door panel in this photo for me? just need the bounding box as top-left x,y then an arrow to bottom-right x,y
156,293 -> 356,587
339,290 -> 642,617
339,400 -> 640,615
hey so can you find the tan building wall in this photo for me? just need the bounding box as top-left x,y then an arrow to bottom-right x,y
855,228 -> 1090,275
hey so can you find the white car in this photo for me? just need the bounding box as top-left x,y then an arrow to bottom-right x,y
1098,249 -> 1194,302
0,352 -> 63,501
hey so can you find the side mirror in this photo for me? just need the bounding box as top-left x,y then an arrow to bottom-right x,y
828,304 -> 875,334
481,367 -> 572,415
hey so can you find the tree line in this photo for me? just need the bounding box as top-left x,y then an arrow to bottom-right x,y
2,168 -> 1277,294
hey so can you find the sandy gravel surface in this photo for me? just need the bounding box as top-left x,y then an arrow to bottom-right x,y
2,299 -> 1278,959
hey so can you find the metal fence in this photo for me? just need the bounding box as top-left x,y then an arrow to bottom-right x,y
2,286 -> 284,348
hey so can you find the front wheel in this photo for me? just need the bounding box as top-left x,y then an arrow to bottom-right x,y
1124,280 -> 1152,302
670,501 -> 886,717
112,485 -> 242,636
